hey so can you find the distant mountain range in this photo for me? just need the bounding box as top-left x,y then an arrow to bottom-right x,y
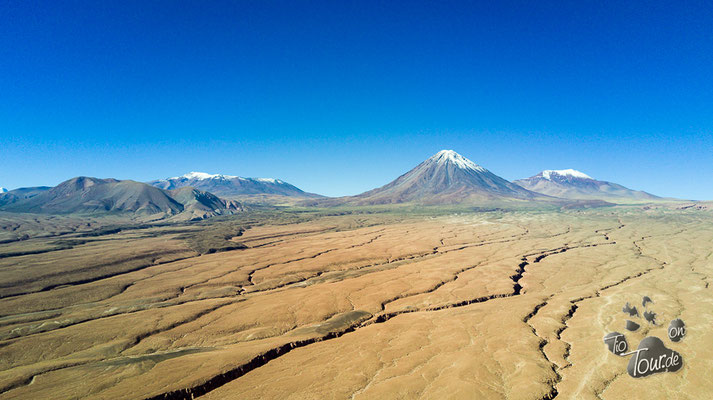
513,169 -> 660,202
149,172 -> 322,199
0,177 -> 243,220
0,151 -> 681,217
304,150 -> 668,207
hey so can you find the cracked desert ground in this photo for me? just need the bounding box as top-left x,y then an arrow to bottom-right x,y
0,207 -> 711,399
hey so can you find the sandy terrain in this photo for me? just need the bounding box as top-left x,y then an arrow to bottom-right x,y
0,207 -> 710,399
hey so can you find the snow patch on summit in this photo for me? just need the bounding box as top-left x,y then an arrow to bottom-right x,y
432,150 -> 486,172
163,172 -> 285,185
541,169 -> 592,180
256,178 -> 283,184
0,187 -> 7,193
173,172 -> 238,180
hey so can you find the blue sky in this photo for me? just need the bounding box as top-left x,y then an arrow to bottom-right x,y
1,1 -> 712,199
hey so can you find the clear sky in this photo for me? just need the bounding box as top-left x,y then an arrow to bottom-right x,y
2,1 -> 712,199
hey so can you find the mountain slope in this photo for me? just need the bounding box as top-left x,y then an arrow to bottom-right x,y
167,187 -> 244,220
0,177 -> 244,219
149,172 -> 321,198
513,169 -> 660,202
0,186 -> 52,208
314,150 -> 550,206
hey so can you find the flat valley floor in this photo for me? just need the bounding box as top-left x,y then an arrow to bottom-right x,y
0,207 -> 711,399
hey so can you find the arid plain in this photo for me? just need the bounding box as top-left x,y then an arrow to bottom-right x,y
0,206 -> 711,400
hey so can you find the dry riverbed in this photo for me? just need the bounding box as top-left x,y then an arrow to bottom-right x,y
0,207 -> 710,399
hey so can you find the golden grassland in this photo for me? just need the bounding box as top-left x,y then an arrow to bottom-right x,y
0,206 -> 710,399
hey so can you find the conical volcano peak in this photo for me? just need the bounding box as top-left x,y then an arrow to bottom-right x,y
326,149 -> 545,205
430,150 -> 486,172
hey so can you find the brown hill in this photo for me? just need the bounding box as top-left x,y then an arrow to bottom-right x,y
0,177 -> 244,220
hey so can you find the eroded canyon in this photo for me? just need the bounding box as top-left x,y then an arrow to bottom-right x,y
0,207 -> 711,399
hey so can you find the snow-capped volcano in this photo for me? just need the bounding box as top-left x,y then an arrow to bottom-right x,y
326,150 -> 547,205
514,170 -> 660,202
541,169 -> 592,180
149,172 -> 318,198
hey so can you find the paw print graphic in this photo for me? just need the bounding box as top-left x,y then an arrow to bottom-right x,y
603,296 -> 685,378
